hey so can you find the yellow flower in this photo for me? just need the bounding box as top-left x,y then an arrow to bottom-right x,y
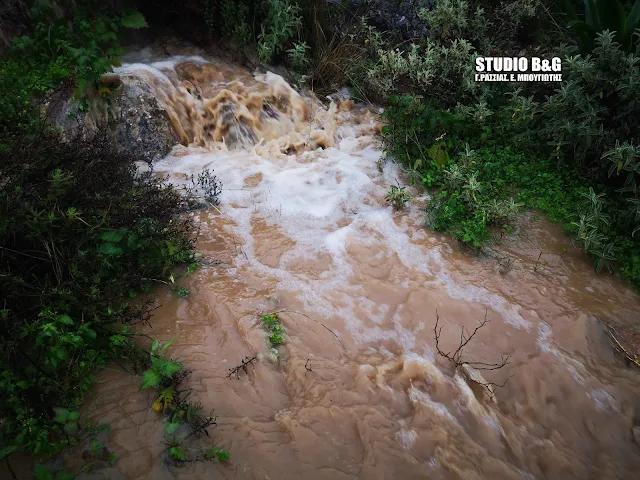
152,401 -> 163,412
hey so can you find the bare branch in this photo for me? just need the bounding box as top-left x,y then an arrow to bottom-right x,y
433,309 -> 511,399
226,355 -> 258,379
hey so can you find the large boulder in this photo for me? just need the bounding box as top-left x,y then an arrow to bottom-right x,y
51,74 -> 177,164
108,76 -> 178,163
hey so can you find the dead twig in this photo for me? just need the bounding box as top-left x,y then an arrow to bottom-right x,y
534,252 -> 543,272
434,309 -> 511,399
184,410 -> 217,440
226,355 -> 258,379
604,324 -> 640,370
305,359 -> 312,372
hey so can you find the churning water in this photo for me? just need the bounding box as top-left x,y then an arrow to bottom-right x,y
50,47 -> 640,479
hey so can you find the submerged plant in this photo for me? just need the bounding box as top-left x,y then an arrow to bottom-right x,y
203,446 -> 230,462
166,436 -> 187,462
170,285 -> 191,298
261,313 -> 286,346
385,184 -> 413,210
183,168 -> 222,209
141,340 -> 183,390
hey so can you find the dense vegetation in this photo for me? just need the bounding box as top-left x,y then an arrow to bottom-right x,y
1,0 -> 640,476
0,1 -> 224,477
372,0 -> 640,286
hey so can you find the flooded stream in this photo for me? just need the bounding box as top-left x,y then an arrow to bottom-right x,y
57,48 -> 640,479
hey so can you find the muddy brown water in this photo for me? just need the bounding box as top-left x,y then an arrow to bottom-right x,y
8,47 -> 640,479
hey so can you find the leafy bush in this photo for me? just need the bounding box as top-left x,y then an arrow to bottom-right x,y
539,32 -> 640,171
258,0 -> 303,63
0,124 -> 196,458
560,0 -> 640,53
10,1 -> 147,98
219,0 -> 252,46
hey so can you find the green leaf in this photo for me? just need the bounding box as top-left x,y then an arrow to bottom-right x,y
98,242 -> 123,256
56,314 -> 73,325
0,445 -> 20,461
100,229 -> 126,243
622,2 -> 640,47
158,359 -> 182,378
141,369 -> 162,389
584,0 -> 600,30
54,407 -> 70,423
84,327 -> 97,340
160,338 -> 177,355
165,422 -> 180,434
120,10 -> 148,29
68,411 -> 81,421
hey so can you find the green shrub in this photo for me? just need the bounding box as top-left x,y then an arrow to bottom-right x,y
539,32 -> 640,171
220,0 -> 252,46
9,1 -> 147,98
0,125 -> 196,458
560,0 -> 640,53
257,0 -> 303,63
365,39 -> 482,103
386,185 -> 413,210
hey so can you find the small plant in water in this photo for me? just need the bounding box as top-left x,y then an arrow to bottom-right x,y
261,313 -> 285,346
166,436 -> 187,462
141,340 -> 182,390
81,440 -> 117,472
203,446 -> 231,462
386,184 -> 413,210
187,262 -> 199,275
183,168 -> 222,209
171,284 -> 191,297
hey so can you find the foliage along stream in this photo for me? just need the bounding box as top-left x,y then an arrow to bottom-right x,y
56,47 -> 640,479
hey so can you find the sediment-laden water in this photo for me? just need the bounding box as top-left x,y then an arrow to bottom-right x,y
51,48 -> 640,479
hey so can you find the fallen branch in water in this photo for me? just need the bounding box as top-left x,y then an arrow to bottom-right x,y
434,309 -> 511,401
434,309 -> 510,370
226,355 -> 258,379
604,323 -> 640,370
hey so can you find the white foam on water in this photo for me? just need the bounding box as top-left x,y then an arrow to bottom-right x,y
136,56 -> 539,358
396,428 -> 418,449
408,384 -> 461,427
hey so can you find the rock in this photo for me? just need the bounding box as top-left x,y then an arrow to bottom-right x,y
109,78 -> 178,163
51,75 -> 177,164
633,426 -> 640,445
328,0 -> 431,40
